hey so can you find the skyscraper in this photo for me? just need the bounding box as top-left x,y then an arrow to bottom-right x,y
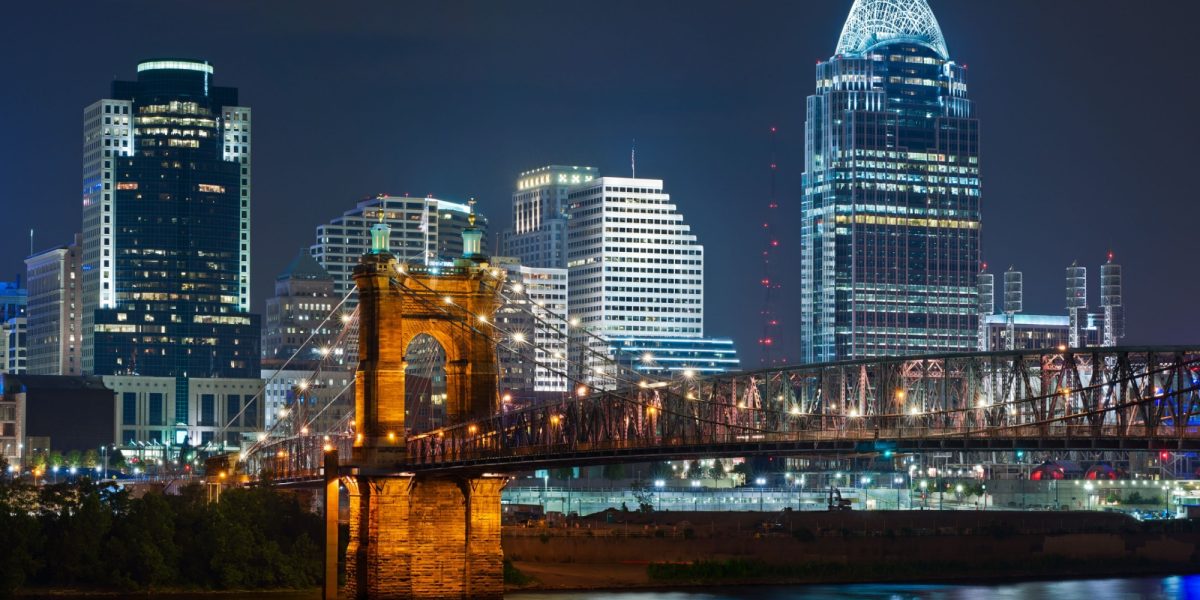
565,176 -> 738,380
491,257 -> 569,404
501,165 -> 597,268
82,59 -> 259,378
311,195 -> 486,305
262,250 -> 339,367
24,234 -> 83,375
801,0 -> 981,363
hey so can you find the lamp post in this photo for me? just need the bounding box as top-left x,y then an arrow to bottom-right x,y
755,477 -> 767,511
654,479 -> 665,511
101,445 -> 108,479
894,476 -> 904,509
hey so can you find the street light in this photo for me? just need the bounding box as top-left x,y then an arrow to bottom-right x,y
1084,482 -> 1094,510
654,479 -> 665,511
755,477 -> 767,511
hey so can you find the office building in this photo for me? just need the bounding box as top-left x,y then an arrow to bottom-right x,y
260,368 -> 354,432
0,278 -> 26,323
2,318 -> 26,374
492,257 -> 569,404
24,234 -> 84,375
2,374 -> 113,454
104,375 -> 263,451
82,59 -> 259,379
802,0 -> 981,362
565,176 -> 738,381
501,165 -> 598,268
262,250 -> 339,367
311,195 -> 487,304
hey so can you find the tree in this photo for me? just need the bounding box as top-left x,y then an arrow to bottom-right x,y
47,451 -> 63,469
110,449 -> 127,471
65,450 -> 82,469
687,460 -> 701,478
83,449 -> 100,469
29,452 -> 47,472
712,459 -> 728,480
649,461 -> 673,480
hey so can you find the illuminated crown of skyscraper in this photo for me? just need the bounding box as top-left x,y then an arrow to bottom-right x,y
835,0 -> 949,59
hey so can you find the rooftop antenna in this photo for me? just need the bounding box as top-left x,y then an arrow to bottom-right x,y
29,229 -> 33,257
631,139 -> 636,178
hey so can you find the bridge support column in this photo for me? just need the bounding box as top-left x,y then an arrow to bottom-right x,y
345,474 -> 506,599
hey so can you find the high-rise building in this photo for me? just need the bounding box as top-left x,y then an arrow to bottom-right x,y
501,165 -> 598,268
1,318 -> 26,374
24,234 -> 84,375
565,176 -> 738,380
567,177 -> 704,339
262,250 -> 339,367
492,257 -> 569,404
82,59 -> 259,378
0,278 -> 26,323
801,0 -> 981,362
0,279 -> 27,375
311,195 -> 486,304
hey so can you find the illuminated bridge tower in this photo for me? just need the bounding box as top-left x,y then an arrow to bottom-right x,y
801,0 -> 981,362
344,215 -> 506,599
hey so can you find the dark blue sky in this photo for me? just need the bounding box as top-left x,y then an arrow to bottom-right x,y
2,1 -> 1197,365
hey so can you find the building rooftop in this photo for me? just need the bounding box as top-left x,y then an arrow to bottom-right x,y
277,249 -> 333,282
835,0 -> 949,60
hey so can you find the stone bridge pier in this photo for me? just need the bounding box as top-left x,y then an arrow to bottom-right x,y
339,217 -> 506,598
343,475 -> 506,599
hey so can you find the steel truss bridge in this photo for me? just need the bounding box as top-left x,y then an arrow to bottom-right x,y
246,346 -> 1200,480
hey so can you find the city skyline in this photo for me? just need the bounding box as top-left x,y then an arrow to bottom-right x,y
2,1 -> 1199,365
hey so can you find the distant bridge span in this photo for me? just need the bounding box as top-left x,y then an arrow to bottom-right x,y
248,345 -> 1200,479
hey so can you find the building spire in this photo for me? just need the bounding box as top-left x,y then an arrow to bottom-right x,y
835,0 -> 948,59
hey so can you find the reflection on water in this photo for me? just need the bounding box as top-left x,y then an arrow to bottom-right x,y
508,575 -> 1200,600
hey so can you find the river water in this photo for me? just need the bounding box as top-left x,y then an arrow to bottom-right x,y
507,575 -> 1200,599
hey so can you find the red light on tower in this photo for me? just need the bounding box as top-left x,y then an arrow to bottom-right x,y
1160,450 -> 1170,462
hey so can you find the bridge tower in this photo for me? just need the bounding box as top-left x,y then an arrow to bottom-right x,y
343,211 -> 507,599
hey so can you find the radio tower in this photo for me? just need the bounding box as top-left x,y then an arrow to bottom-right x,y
758,126 -> 784,365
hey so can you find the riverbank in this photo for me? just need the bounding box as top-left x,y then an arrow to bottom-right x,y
503,509 -> 1200,592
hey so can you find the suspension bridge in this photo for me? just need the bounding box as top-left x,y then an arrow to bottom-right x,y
205,220 -> 1200,599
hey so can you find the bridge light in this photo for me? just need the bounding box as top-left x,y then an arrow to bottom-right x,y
512,283 -> 524,293
477,315 -> 488,324
895,389 -> 906,400
569,317 -> 581,327
323,444 -> 333,453
1060,388 -> 1070,395
909,406 -> 920,416
468,425 -> 478,435
654,479 -> 665,488
319,347 -> 330,357
638,380 -> 649,388
387,432 -> 396,442
646,406 -> 657,416
790,406 -> 802,415
340,313 -> 352,323
683,369 -> 696,379
848,408 -> 860,418
298,380 -> 309,391
549,414 -> 561,425
1057,344 -> 1067,352
219,471 -> 227,479
641,352 -> 655,363
1160,450 -> 1170,461
512,332 -> 526,343
356,433 -> 363,443
443,296 -> 453,304
300,426 -> 309,435
576,385 -> 588,398
501,393 -> 512,403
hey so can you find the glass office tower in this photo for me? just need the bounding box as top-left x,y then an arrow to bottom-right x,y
801,0 -> 981,363
83,59 -> 259,378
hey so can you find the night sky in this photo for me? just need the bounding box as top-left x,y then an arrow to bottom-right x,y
2,1 -> 1198,365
